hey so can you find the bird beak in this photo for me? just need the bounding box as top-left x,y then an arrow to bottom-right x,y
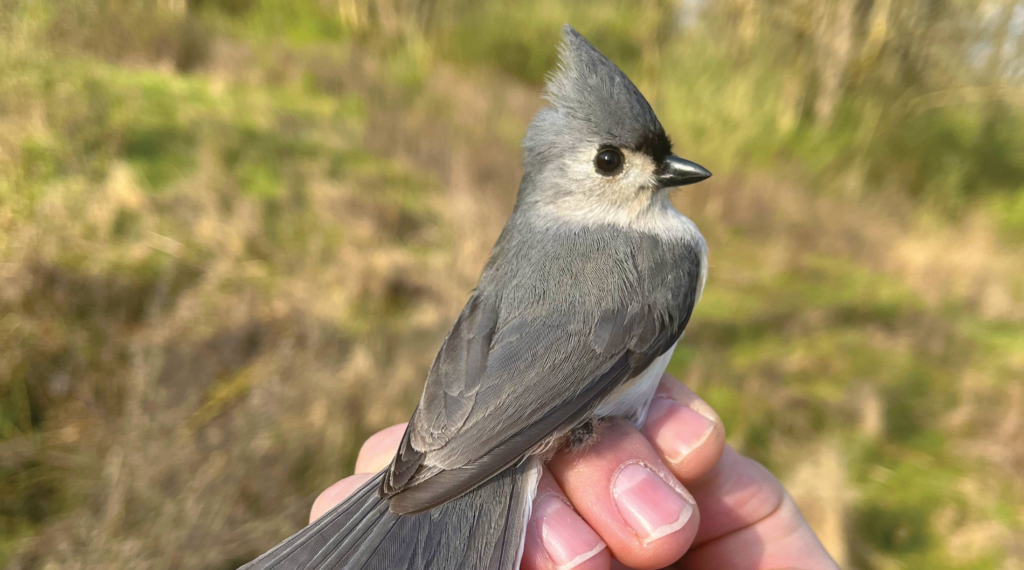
657,155 -> 712,188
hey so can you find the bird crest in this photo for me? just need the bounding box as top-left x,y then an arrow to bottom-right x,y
525,25 -> 672,165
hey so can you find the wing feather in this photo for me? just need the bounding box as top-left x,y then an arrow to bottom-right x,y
382,230 -> 702,514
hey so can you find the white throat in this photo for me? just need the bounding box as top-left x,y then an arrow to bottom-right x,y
535,191 -> 703,240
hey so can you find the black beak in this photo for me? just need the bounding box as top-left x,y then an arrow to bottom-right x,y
657,155 -> 712,188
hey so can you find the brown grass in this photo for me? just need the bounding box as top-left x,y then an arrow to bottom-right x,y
2,7 -> 1022,569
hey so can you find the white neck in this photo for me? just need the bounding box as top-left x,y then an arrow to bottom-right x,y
533,191 -> 702,242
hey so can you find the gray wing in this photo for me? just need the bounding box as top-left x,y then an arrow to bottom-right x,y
382,278 -> 696,514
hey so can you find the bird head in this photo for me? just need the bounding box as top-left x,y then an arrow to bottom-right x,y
519,26 -> 710,226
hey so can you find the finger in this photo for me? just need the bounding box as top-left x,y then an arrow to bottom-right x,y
687,447 -> 785,545
309,473 -> 374,523
642,375 -> 726,484
354,423 -> 407,474
681,447 -> 839,569
682,493 -> 838,569
521,469 -> 611,570
548,419 -> 699,570
310,423 -> 407,523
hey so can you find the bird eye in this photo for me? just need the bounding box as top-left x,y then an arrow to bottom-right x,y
594,147 -> 624,175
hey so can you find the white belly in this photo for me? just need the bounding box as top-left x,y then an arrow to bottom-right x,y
594,341 -> 678,426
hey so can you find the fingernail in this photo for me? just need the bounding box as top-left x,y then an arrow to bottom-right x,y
535,495 -> 607,569
612,463 -> 693,544
645,397 -> 717,464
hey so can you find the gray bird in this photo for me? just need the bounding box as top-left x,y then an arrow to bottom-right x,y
242,25 -> 711,570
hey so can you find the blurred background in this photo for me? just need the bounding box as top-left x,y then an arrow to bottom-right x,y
1,0 -> 1022,568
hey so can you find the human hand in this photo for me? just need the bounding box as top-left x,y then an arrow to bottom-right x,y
310,374 -> 840,570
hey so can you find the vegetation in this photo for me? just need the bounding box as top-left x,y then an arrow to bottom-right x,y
1,1 -> 1021,568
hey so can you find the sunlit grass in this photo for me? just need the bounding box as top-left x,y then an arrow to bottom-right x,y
1,1 -> 1021,568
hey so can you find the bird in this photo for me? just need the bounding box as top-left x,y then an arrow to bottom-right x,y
241,24 -> 711,570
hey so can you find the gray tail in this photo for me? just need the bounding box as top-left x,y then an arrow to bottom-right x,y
241,460 -> 540,570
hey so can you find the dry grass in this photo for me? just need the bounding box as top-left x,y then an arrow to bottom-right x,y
1,3 -> 1022,569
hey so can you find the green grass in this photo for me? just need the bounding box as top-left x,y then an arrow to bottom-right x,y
1,1 -> 1021,568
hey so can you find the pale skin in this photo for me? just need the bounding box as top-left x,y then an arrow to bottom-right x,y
310,374 -> 841,570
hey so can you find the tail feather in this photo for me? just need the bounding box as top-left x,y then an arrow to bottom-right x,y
241,460 -> 540,570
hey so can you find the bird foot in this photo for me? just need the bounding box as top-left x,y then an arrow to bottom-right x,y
566,418 -> 608,453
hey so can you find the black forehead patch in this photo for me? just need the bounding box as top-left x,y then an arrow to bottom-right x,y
632,130 -> 673,164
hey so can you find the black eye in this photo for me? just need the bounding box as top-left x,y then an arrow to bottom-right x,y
595,147 -> 624,175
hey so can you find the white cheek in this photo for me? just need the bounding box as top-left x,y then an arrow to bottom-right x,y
618,151 -> 657,192
562,149 -> 655,196
538,148 -> 704,244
